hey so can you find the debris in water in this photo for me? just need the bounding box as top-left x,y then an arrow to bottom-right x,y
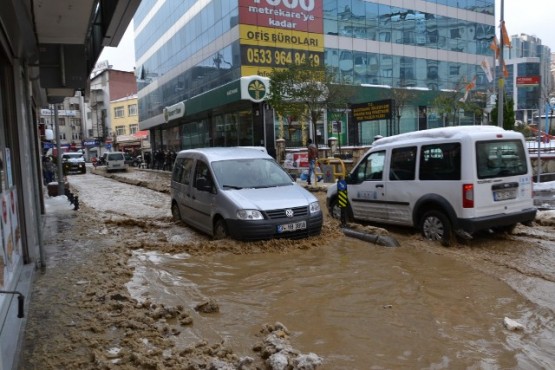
503,317 -> 524,331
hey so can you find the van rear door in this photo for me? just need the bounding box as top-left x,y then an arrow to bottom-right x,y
171,156 -> 194,222
473,139 -> 533,217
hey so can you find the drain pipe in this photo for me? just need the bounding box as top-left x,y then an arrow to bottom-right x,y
0,290 -> 25,318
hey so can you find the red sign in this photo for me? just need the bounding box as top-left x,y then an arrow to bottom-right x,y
239,0 -> 323,33
133,130 -> 149,139
516,76 -> 540,86
283,152 -> 309,169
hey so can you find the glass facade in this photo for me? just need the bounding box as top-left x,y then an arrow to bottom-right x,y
323,1 -> 494,90
504,34 -> 552,124
136,1 -> 240,122
516,63 -> 540,111
135,0 -> 495,151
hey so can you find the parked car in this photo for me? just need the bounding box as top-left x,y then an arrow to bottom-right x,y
62,152 -> 86,174
327,126 -> 537,246
171,147 -> 323,240
104,152 -> 127,172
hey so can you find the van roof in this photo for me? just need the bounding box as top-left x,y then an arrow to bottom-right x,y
372,126 -> 519,148
176,147 -> 271,161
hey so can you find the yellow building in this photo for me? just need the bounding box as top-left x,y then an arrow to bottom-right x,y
110,94 -> 150,154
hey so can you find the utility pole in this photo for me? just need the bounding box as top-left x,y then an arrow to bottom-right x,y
497,0 -> 505,128
53,104 -> 64,196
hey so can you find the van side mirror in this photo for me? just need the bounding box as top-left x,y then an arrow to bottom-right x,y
345,172 -> 357,184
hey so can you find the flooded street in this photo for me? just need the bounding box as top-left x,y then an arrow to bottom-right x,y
127,234 -> 555,369
21,169 -> 555,369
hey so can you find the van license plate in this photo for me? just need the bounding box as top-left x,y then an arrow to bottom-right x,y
493,189 -> 517,201
277,221 -> 306,233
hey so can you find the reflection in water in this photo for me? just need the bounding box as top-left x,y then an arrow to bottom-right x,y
127,239 -> 555,369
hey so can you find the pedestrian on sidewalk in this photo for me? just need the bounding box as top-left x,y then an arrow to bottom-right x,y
307,138 -> 318,185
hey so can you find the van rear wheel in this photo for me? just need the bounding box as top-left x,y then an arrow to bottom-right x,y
420,210 -> 453,247
213,218 -> 228,240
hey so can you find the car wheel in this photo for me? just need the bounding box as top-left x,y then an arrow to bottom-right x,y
420,210 -> 453,247
329,197 -> 351,221
171,202 -> 181,222
213,218 -> 228,240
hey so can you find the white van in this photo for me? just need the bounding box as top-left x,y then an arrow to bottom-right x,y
171,147 -> 323,240
105,152 -> 127,172
327,126 -> 537,245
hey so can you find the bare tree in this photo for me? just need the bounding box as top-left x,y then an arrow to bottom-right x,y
267,61 -> 355,148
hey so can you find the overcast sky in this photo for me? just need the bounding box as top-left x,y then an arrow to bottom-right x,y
97,21 -> 136,72
496,0 -> 554,51
97,2 -> 555,72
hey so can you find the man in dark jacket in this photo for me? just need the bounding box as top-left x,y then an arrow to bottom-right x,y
307,138 -> 318,185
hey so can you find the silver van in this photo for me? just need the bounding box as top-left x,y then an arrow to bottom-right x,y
171,147 -> 323,240
327,126 -> 537,245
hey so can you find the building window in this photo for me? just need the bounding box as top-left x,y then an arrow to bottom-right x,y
114,106 -> 125,118
450,28 -> 461,39
427,65 -> 438,79
129,124 -> 138,134
400,67 -> 414,80
379,32 -> 391,42
382,69 -> 393,78
59,118 -> 65,126
115,126 -> 126,135
128,104 -> 138,116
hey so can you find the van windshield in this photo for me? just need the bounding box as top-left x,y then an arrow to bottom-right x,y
212,158 -> 293,189
476,140 -> 528,179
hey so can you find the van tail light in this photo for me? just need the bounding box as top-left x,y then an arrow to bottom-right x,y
531,178 -> 534,198
462,184 -> 474,208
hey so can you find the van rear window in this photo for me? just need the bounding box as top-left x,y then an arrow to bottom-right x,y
476,140 -> 527,179
108,153 -> 124,160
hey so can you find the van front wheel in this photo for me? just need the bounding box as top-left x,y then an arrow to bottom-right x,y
420,210 -> 453,246
213,218 -> 229,240
329,197 -> 352,222
171,202 -> 181,222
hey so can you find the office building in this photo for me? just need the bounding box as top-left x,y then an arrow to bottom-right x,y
135,0 -> 495,153
110,93 -> 151,154
40,93 -> 87,155
87,68 -> 138,158
502,34 -> 552,125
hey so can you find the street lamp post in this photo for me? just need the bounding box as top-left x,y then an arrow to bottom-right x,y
537,100 -> 554,182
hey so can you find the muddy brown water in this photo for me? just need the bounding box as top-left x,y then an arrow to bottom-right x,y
127,238 -> 555,369
45,169 -> 555,369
